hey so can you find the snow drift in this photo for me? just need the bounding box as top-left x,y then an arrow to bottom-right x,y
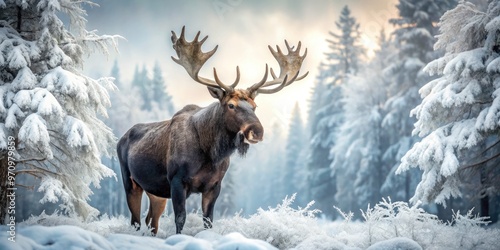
1,196 -> 499,250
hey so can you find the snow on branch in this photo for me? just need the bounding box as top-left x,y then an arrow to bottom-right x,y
0,0 -> 118,219
398,0 -> 500,205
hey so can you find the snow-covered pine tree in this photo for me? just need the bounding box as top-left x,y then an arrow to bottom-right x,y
139,65 -> 152,111
215,161 -> 237,215
308,6 -> 365,217
105,59 -> 133,136
283,103 -> 307,205
381,0 -> 457,203
326,6 -> 364,79
0,0 -> 120,220
151,61 -> 175,116
131,64 -> 140,90
131,64 -> 152,111
307,64 -> 336,216
331,29 -> 392,213
262,121 -> 286,207
308,5 -> 365,215
88,59 -> 129,217
111,60 -> 121,88
399,0 -> 500,219
130,62 -> 175,118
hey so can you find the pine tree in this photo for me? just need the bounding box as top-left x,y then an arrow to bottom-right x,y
326,5 -> 364,79
399,0 -> 500,220
380,0 -> 457,203
331,29 -> 392,213
307,64 -> 336,216
131,65 -> 140,89
131,62 -> 175,116
131,64 -> 151,111
151,61 -> 175,116
307,5 -> 365,216
89,59 -> 130,217
283,103 -> 307,204
215,161 -> 237,215
139,65 -> 152,111
0,0 -> 120,220
263,121 -> 286,207
111,59 -> 121,89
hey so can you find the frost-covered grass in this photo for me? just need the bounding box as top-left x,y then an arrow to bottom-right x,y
6,196 -> 500,250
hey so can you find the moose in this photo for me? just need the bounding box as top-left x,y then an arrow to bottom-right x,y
117,27 -> 308,235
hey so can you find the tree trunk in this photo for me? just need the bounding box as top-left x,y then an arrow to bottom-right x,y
480,169 -> 490,218
0,153 -> 8,224
480,194 -> 489,218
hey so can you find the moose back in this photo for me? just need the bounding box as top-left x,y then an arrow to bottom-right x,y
117,27 -> 308,235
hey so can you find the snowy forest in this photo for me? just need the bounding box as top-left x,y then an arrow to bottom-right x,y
1,0 -> 500,249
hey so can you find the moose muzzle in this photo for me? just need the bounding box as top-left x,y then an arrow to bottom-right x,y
242,123 -> 264,144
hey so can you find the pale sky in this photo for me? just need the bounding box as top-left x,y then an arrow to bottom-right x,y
83,0 -> 398,133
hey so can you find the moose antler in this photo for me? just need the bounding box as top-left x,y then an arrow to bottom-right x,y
247,40 -> 308,95
171,26 -> 240,92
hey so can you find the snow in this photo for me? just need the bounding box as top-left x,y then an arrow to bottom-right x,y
0,123 -> 7,149
32,89 -> 63,117
63,116 -> 95,149
486,57 -> 500,73
2,198 -> 498,250
5,103 -> 24,129
37,178 -> 71,204
366,237 -> 422,250
18,113 -> 52,158
13,90 -> 31,109
11,67 -> 37,91
7,45 -> 29,70
5,225 -> 114,250
2,225 -> 276,250
40,66 -> 88,102
443,48 -> 485,76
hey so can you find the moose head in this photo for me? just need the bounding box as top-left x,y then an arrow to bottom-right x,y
171,26 -> 308,149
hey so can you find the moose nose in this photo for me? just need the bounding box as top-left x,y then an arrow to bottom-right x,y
243,123 -> 264,144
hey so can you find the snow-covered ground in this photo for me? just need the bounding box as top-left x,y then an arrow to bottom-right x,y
2,197 -> 499,250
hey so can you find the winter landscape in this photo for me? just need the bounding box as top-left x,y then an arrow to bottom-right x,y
1,0 -> 500,249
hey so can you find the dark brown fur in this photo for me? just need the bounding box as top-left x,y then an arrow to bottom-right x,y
117,89 -> 263,234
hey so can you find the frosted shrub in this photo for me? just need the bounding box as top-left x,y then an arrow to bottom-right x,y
359,198 -> 440,248
215,194 -> 322,249
445,210 -> 493,250
334,198 -> 499,250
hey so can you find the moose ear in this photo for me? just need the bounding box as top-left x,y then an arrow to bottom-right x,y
207,86 -> 225,100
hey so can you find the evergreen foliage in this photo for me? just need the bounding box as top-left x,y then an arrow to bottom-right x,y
331,30 -> 392,213
380,0 -> 457,203
308,5 -> 365,217
0,0 -> 121,219
399,0 -> 500,211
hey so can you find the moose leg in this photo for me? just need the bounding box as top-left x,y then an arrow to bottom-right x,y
202,184 -> 221,229
145,192 -> 167,235
126,177 -> 144,229
171,176 -> 187,234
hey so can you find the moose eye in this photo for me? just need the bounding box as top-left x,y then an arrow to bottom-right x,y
228,104 -> 235,109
